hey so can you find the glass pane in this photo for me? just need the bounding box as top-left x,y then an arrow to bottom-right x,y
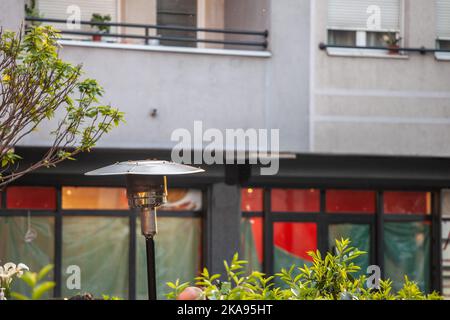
442,190 -> 450,218
0,216 -> 55,298
384,222 -> 430,292
62,187 -> 128,210
241,217 -> 263,272
241,188 -> 263,212
273,222 -> 317,272
438,40 -> 450,50
136,217 -> 202,300
271,189 -> 320,212
329,224 -> 370,276
161,189 -> 202,211
442,220 -> 450,299
384,192 -> 431,215
62,217 -> 129,299
326,190 -> 375,214
328,30 -> 356,46
7,186 -> 56,210
367,32 -> 396,47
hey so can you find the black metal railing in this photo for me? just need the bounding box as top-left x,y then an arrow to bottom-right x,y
319,42 -> 450,54
25,17 -> 269,50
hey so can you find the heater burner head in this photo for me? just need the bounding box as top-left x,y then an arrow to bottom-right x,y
84,160 -> 204,176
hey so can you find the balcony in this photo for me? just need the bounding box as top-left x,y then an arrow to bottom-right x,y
26,0 -> 269,52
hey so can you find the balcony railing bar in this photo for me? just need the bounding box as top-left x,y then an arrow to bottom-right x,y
26,17 -> 269,37
57,30 -> 267,47
319,43 -> 450,54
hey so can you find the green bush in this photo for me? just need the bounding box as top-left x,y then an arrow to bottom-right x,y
166,238 -> 442,300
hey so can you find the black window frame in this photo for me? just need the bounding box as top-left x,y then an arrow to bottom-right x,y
0,182 -> 206,300
241,187 -> 441,293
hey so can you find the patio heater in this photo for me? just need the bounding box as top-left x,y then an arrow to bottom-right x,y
85,160 -> 204,300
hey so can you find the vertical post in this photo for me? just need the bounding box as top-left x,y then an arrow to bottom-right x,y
263,188 -> 273,275
145,27 -> 149,45
145,236 -> 157,300
375,191 -> 385,279
207,183 -> 240,276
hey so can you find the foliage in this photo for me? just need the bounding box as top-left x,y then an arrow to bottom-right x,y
90,14 -> 112,34
25,0 -> 43,24
383,33 -> 402,46
10,264 -> 55,300
0,262 -> 29,299
102,294 -> 123,300
166,238 -> 443,301
0,26 -> 124,188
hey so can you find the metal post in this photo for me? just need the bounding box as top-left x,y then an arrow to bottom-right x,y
145,236 -> 157,300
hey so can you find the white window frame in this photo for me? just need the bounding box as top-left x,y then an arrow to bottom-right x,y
435,0 -> 450,61
326,0 -> 406,58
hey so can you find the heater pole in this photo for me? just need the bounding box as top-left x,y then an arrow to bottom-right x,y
146,236 -> 157,300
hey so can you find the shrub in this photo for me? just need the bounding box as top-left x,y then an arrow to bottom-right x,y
166,238 -> 442,300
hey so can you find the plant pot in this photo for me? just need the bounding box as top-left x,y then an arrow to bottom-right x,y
388,45 -> 400,55
92,34 -> 102,42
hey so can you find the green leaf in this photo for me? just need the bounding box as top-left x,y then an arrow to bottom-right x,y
10,292 -> 30,300
37,264 -> 54,281
32,281 -> 56,300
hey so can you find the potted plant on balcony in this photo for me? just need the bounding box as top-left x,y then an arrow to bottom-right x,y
90,13 -> 112,42
383,33 -> 402,54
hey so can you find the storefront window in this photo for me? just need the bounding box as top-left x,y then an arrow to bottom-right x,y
442,220 -> 450,298
273,222 -> 317,271
271,189 -> 320,212
384,192 -> 431,215
0,216 -> 55,297
61,217 -> 130,298
62,187 -> 128,210
326,190 -> 375,214
136,217 -> 202,300
241,188 -> 263,212
241,217 -> 263,272
7,186 -> 56,210
329,224 -> 370,276
384,222 -> 431,292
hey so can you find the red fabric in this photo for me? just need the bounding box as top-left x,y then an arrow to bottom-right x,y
384,192 -> 430,214
241,188 -> 263,212
326,190 -> 375,213
7,186 -> 56,210
271,189 -> 320,212
274,223 -> 317,261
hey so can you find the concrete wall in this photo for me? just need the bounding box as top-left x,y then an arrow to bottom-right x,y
0,0 -> 24,31
17,0 -> 312,154
312,0 -> 450,157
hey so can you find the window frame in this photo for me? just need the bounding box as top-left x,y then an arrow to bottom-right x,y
241,187 -> 439,293
0,183 -> 206,299
326,0 -> 405,57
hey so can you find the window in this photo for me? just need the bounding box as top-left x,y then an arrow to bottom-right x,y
157,0 -> 197,47
240,187 -> 435,292
241,188 -> 263,272
7,186 -> 56,210
326,190 -> 375,214
0,216 -> 55,298
384,191 -> 431,215
441,189 -> 450,298
272,189 -> 320,212
37,0 -> 119,41
0,185 -> 203,299
437,0 -> 450,50
327,0 -> 401,49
